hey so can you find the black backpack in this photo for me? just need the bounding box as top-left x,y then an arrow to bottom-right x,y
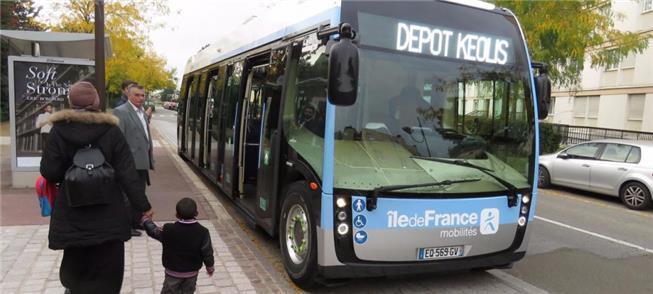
63,145 -> 115,207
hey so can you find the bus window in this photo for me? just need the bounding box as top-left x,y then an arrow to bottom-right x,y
282,35 -> 327,177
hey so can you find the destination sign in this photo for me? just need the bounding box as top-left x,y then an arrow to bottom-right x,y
396,22 -> 510,65
357,12 -> 514,65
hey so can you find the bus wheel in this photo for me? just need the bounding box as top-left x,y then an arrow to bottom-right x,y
279,181 -> 319,289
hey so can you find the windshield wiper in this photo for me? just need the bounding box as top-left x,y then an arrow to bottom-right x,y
410,156 -> 519,207
367,178 -> 481,211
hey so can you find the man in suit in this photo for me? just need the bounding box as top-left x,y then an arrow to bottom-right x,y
113,84 -> 154,236
114,80 -> 134,108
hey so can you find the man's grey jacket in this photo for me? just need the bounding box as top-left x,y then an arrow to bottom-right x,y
113,102 -> 154,170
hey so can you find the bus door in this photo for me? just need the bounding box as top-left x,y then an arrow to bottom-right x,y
221,62 -> 243,198
184,78 -> 197,158
203,70 -> 224,182
238,64 -> 267,213
255,48 -> 287,228
192,75 -> 207,166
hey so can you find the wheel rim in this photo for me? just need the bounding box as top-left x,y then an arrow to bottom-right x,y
285,204 -> 309,265
624,186 -> 645,207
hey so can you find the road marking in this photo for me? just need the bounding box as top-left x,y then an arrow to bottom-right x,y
152,140 -> 161,148
540,189 -> 653,219
487,269 -> 548,294
535,216 -> 653,254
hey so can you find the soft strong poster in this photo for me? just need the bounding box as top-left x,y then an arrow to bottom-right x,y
10,57 -> 94,168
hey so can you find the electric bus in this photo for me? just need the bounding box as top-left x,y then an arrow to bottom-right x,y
178,0 -> 550,289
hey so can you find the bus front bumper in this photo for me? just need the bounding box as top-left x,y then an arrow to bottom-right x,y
318,251 -> 525,279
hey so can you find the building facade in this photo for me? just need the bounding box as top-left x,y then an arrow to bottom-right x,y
546,0 -> 653,132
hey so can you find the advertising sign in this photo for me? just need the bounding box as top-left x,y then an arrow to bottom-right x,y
9,56 -> 95,170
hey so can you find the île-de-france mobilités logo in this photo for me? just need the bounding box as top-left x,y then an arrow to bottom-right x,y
480,208 -> 500,235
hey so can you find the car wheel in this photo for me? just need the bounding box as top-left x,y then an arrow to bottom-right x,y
279,181 -> 319,290
619,182 -> 652,210
538,166 -> 551,188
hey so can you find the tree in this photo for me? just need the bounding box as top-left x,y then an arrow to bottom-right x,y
494,0 -> 649,88
48,0 -> 175,105
1,0 -> 45,121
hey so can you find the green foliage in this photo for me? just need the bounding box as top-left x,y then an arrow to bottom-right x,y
1,0 -> 45,121
493,0 -> 649,88
539,123 -> 564,154
47,0 -> 175,101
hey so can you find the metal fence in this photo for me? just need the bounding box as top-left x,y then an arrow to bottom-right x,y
543,123 -> 653,145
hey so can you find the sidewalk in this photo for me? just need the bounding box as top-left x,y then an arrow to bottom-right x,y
0,124 -> 293,293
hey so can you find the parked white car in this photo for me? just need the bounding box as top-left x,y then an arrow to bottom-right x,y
539,139 -> 653,210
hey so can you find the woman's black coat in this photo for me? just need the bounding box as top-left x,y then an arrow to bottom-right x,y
41,109 -> 152,249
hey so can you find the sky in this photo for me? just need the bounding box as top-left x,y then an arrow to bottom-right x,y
36,0 -> 291,88
149,0 -> 280,85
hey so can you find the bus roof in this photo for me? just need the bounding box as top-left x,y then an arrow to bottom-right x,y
184,0 -> 341,75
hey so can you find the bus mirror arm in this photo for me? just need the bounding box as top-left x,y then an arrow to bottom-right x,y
531,61 -> 551,120
367,190 -> 379,211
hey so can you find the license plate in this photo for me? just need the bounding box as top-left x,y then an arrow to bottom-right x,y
418,245 -> 465,260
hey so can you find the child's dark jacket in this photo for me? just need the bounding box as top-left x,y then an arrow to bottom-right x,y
143,219 -> 214,272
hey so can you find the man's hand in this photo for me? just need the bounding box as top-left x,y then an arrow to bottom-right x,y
206,266 -> 215,277
143,209 -> 154,219
145,107 -> 153,121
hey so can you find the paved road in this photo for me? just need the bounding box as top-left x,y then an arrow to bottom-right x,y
508,187 -> 653,294
152,108 -> 653,293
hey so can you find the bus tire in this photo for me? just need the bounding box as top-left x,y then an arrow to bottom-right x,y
279,181 -> 319,289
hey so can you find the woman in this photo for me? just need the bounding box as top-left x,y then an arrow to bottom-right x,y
40,81 -> 153,293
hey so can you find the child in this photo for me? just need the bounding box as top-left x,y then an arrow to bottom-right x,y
142,198 -> 214,294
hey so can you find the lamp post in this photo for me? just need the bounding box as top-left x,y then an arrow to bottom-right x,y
94,0 -> 106,111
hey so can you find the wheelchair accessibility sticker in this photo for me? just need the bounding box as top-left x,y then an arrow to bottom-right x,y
353,215 -> 367,229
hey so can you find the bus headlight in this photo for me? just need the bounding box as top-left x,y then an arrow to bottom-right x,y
517,216 -> 526,226
336,197 -> 347,208
337,223 -> 349,235
521,206 -> 529,215
522,195 -> 530,204
337,211 -> 347,221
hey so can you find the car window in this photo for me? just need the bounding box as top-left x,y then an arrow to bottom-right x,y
599,144 -> 631,162
626,147 -> 641,163
565,143 -> 602,159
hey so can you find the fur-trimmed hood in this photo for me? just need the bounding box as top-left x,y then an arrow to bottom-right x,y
47,109 -> 119,146
48,109 -> 119,126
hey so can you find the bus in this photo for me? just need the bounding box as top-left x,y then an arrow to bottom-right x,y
178,0 -> 550,289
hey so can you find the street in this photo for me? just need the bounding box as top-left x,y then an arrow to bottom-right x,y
152,108 -> 653,293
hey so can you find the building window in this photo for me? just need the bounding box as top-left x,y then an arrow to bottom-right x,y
573,96 -> 600,126
620,53 -> 636,69
626,94 -> 645,130
548,97 -> 556,116
644,0 -> 653,13
605,52 -> 637,71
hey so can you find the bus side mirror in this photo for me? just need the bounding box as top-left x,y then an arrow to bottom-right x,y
328,23 -> 359,106
532,62 -> 551,120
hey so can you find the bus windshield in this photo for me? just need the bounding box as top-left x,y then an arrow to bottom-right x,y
333,7 -> 534,194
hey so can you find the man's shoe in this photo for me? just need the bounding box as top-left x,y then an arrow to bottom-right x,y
131,229 -> 142,237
